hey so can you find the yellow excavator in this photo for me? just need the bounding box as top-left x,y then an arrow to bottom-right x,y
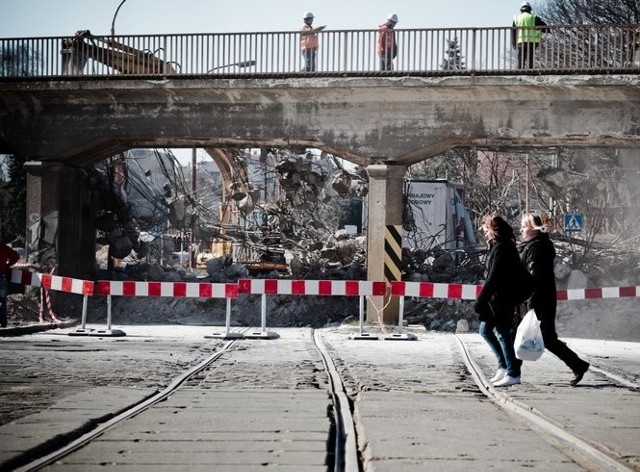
60,30 -> 176,75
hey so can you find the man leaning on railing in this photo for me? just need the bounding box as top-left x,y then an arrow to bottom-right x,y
512,1 -> 548,69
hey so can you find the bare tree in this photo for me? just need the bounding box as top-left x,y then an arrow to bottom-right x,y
537,0 -> 639,25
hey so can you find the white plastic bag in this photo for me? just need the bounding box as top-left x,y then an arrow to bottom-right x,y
514,309 -> 545,361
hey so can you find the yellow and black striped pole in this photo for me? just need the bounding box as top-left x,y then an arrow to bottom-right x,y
384,225 -> 402,283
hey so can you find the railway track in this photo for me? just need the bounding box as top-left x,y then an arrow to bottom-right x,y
1,326 -> 638,471
455,334 -> 637,472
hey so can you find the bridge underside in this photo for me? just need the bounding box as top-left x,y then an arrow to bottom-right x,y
1,75 -> 639,322
1,75 -> 639,166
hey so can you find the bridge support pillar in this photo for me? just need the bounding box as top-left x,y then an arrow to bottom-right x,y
25,162 -> 95,278
366,164 -> 406,324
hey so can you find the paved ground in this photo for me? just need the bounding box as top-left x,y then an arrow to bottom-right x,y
0,324 -> 638,471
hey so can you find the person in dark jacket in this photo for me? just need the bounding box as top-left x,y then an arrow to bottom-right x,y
519,214 -> 590,386
512,1 -> 548,69
474,214 -> 523,387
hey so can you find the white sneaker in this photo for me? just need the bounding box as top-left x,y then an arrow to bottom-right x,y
489,368 -> 507,383
493,375 -> 521,387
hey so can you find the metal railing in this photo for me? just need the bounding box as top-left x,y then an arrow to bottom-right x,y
1,24 -> 639,79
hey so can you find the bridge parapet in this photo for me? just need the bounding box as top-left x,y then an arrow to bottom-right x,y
1,24 -> 639,79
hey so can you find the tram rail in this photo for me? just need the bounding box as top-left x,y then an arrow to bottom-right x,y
455,334 -> 635,472
0,327 -> 638,471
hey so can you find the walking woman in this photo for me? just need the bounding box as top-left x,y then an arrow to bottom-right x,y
474,214 -> 523,387
519,213 -> 590,386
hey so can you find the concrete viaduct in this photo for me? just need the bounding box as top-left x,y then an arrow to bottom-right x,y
1,74 -> 640,320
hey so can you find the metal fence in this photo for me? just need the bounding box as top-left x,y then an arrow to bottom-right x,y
1,24 -> 639,79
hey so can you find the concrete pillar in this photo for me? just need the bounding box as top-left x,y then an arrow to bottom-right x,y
25,162 -> 95,278
366,164 -> 407,324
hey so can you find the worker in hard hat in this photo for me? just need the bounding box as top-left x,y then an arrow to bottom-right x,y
300,12 -> 326,72
512,1 -> 548,69
377,14 -> 399,71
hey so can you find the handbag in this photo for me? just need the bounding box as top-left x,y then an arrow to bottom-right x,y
514,309 -> 545,361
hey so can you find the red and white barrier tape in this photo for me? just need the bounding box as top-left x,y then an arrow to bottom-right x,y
39,287 -> 61,323
11,269 -> 94,296
391,281 -> 640,302
10,269 -> 638,302
96,280 -> 239,298
556,286 -> 640,301
238,279 -> 387,296
391,281 -> 482,300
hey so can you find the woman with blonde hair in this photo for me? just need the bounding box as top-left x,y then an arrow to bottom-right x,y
475,214 -> 523,387
519,213 -> 589,386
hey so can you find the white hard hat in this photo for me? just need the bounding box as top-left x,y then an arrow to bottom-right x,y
304,12 -> 314,19
520,1 -> 531,9
388,13 -> 398,23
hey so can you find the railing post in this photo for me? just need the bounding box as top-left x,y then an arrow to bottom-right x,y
471,28 -> 477,77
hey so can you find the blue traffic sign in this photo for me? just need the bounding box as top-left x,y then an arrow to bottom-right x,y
564,213 -> 583,232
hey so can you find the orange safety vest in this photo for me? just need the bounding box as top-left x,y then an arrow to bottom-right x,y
300,24 -> 318,51
377,23 -> 395,55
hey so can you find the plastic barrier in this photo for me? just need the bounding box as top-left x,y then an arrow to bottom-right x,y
238,279 -> 387,340
391,281 -> 482,340
391,281 -> 640,302
556,286 -> 640,301
11,268 -> 94,327
94,280 -> 239,338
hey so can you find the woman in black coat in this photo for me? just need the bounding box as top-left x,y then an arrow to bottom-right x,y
519,213 -> 589,386
474,214 -> 523,387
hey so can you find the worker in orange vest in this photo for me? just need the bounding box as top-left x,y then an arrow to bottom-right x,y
300,12 -> 326,72
377,14 -> 399,71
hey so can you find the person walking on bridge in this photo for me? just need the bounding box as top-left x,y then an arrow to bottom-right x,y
512,1 -> 548,69
377,14 -> 399,71
0,239 -> 21,328
300,12 -> 325,72
519,213 -> 590,386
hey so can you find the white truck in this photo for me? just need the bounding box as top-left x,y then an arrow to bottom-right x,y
403,179 -> 476,252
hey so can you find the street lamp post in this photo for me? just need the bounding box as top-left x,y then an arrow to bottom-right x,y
111,0 -> 129,37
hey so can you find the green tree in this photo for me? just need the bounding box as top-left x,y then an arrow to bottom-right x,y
441,37 -> 465,70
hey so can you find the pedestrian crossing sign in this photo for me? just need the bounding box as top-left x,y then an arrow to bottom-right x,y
564,213 -> 583,233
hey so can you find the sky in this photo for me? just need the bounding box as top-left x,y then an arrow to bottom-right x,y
1,0 -> 523,38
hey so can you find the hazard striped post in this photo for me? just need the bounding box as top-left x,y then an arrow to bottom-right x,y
383,224 -> 403,307
384,225 -> 403,284
383,225 -> 416,339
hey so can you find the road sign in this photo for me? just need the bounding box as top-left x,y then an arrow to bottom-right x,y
564,213 -> 583,233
